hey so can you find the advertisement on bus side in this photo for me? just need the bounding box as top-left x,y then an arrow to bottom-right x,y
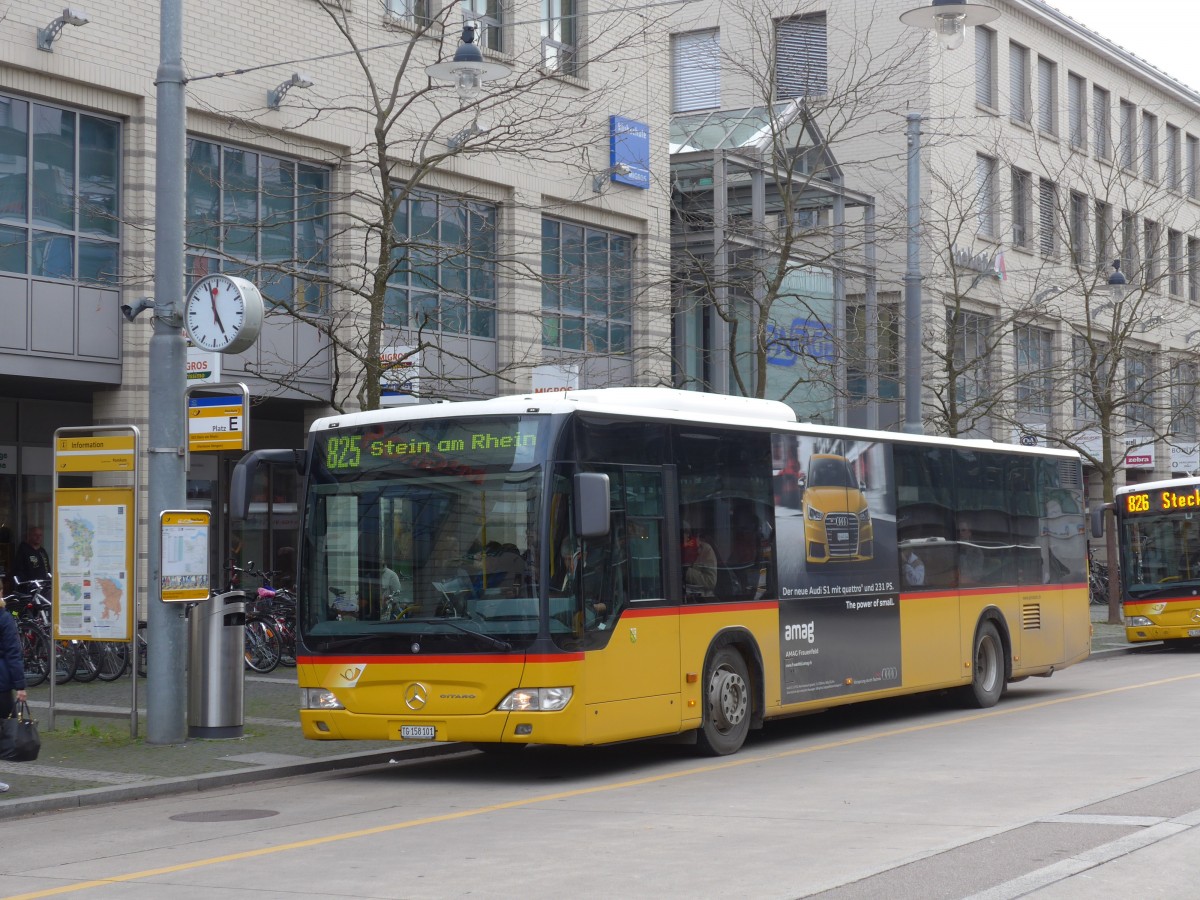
772,435 -> 902,702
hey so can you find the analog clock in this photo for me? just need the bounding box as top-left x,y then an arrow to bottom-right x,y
184,275 -> 265,354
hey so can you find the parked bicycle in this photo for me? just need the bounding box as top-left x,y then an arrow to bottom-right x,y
7,577 -> 76,684
1088,547 -> 1111,606
230,563 -> 285,673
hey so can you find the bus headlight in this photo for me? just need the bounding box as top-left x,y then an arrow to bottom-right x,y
1125,616 -> 1153,627
301,688 -> 344,710
497,687 -> 573,711
807,505 -> 824,521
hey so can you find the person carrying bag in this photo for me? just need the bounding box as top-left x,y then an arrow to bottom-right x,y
0,596 -> 30,789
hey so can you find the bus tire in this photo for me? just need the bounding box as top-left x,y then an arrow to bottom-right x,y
696,647 -> 751,756
962,620 -> 1004,709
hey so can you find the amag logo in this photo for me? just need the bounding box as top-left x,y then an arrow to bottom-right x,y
785,621 -> 815,644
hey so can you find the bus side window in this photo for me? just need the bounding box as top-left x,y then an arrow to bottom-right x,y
894,444 -> 956,590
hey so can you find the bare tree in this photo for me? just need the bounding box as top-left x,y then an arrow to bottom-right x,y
184,0 -> 672,412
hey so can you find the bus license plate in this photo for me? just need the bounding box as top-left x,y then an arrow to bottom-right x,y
401,725 -> 436,740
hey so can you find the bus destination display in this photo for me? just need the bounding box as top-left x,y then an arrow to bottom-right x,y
1123,486 -> 1200,516
318,416 -> 543,475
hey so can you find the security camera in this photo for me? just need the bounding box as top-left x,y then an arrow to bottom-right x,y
121,297 -> 155,322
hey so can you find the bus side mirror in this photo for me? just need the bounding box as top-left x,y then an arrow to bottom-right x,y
1091,505 -> 1107,539
574,473 -> 611,538
230,448 -> 307,521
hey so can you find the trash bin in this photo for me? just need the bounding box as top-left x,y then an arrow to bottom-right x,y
188,590 -> 246,738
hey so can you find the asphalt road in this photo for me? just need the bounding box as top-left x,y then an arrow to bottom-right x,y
2,644 -> 1198,899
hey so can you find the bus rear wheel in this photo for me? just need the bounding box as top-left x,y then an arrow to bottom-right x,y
696,647 -> 751,756
962,620 -> 1004,708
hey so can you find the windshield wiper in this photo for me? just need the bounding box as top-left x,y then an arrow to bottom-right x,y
387,617 -> 513,652
1129,584 -> 1200,600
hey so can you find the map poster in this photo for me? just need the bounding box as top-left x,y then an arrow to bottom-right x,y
160,510 -> 211,602
53,488 -> 135,641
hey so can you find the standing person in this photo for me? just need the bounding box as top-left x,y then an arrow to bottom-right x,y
13,526 -> 50,585
0,597 -> 28,792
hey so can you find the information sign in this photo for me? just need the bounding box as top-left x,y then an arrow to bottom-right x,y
160,510 -> 211,603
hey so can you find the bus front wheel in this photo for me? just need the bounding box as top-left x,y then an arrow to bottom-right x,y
962,620 -> 1004,708
696,647 -> 751,756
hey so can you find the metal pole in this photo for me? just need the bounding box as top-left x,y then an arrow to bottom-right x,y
903,112 -> 924,435
148,0 -> 189,743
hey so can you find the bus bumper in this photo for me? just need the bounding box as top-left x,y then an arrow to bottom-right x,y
299,705 -> 587,746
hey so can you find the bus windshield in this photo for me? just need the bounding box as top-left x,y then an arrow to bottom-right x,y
300,415 -> 547,650
1119,501 -> 1200,596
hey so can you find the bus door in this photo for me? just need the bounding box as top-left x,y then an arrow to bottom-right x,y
570,465 -> 681,742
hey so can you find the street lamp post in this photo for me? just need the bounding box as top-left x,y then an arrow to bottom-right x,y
899,0 -> 999,435
147,0 -> 189,744
1104,259 -> 1127,626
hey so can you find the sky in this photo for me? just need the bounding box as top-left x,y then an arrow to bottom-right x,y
1040,1 -> 1200,91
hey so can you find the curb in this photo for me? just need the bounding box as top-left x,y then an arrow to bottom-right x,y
0,742 -> 469,820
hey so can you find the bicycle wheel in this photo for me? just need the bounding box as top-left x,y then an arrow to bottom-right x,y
92,641 -> 130,681
55,639 -> 77,684
72,640 -> 101,682
277,620 -> 296,667
244,616 -> 282,673
19,621 -> 50,688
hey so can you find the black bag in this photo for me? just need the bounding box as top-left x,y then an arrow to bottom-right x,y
0,701 -> 40,761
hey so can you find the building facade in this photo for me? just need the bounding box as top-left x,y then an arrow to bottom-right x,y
667,0 -> 1200,509
0,0 -> 672,590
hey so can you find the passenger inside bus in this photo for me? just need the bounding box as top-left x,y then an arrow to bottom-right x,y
682,519 -> 717,600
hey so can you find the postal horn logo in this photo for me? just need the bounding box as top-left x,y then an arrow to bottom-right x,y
339,664 -> 365,685
405,682 -> 429,710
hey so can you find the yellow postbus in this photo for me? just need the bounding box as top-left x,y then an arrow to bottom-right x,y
1111,477 -> 1200,643
234,388 -> 1091,756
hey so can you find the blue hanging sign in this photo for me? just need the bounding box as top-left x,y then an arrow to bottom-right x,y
609,116 -> 650,189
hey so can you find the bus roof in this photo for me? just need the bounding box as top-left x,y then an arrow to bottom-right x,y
309,388 -> 1081,459
1115,476 -> 1200,497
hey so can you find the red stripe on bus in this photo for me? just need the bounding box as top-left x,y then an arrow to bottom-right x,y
297,653 -> 584,666
899,582 -> 1088,601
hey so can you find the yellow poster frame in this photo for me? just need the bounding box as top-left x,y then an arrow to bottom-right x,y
52,487 -> 136,643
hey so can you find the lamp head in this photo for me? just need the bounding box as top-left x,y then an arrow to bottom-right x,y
899,0 -> 999,51
426,25 -> 511,104
37,6 -> 90,51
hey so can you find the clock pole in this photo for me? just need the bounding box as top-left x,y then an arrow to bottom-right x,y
148,0 -> 189,743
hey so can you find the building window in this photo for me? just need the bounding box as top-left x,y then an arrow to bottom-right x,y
1038,178 -> 1057,257
1190,237 -> 1200,303
1092,86 -> 1110,159
1067,72 -> 1086,150
0,95 -> 121,284
542,0 -> 578,76
847,299 -> 900,401
388,188 -> 497,337
975,154 -> 996,238
1011,168 -> 1031,248
1118,100 -> 1136,169
386,0 -> 434,27
462,0 -> 503,52
1166,124 -> 1182,191
541,218 -> 632,353
1093,200 -> 1111,268
1009,42 -> 1029,124
185,138 -> 329,310
1073,335 -> 1111,421
1143,219 -> 1160,288
1188,134 -> 1199,201
775,13 -> 827,99
1174,359 -> 1197,442
1015,325 -> 1053,416
975,26 -> 997,108
1168,229 -> 1184,297
1142,111 -> 1158,181
1037,56 -> 1057,135
672,30 -> 719,113
1069,192 -> 1088,268
1126,350 -> 1155,430
1120,210 -> 1137,278
949,309 -> 991,406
